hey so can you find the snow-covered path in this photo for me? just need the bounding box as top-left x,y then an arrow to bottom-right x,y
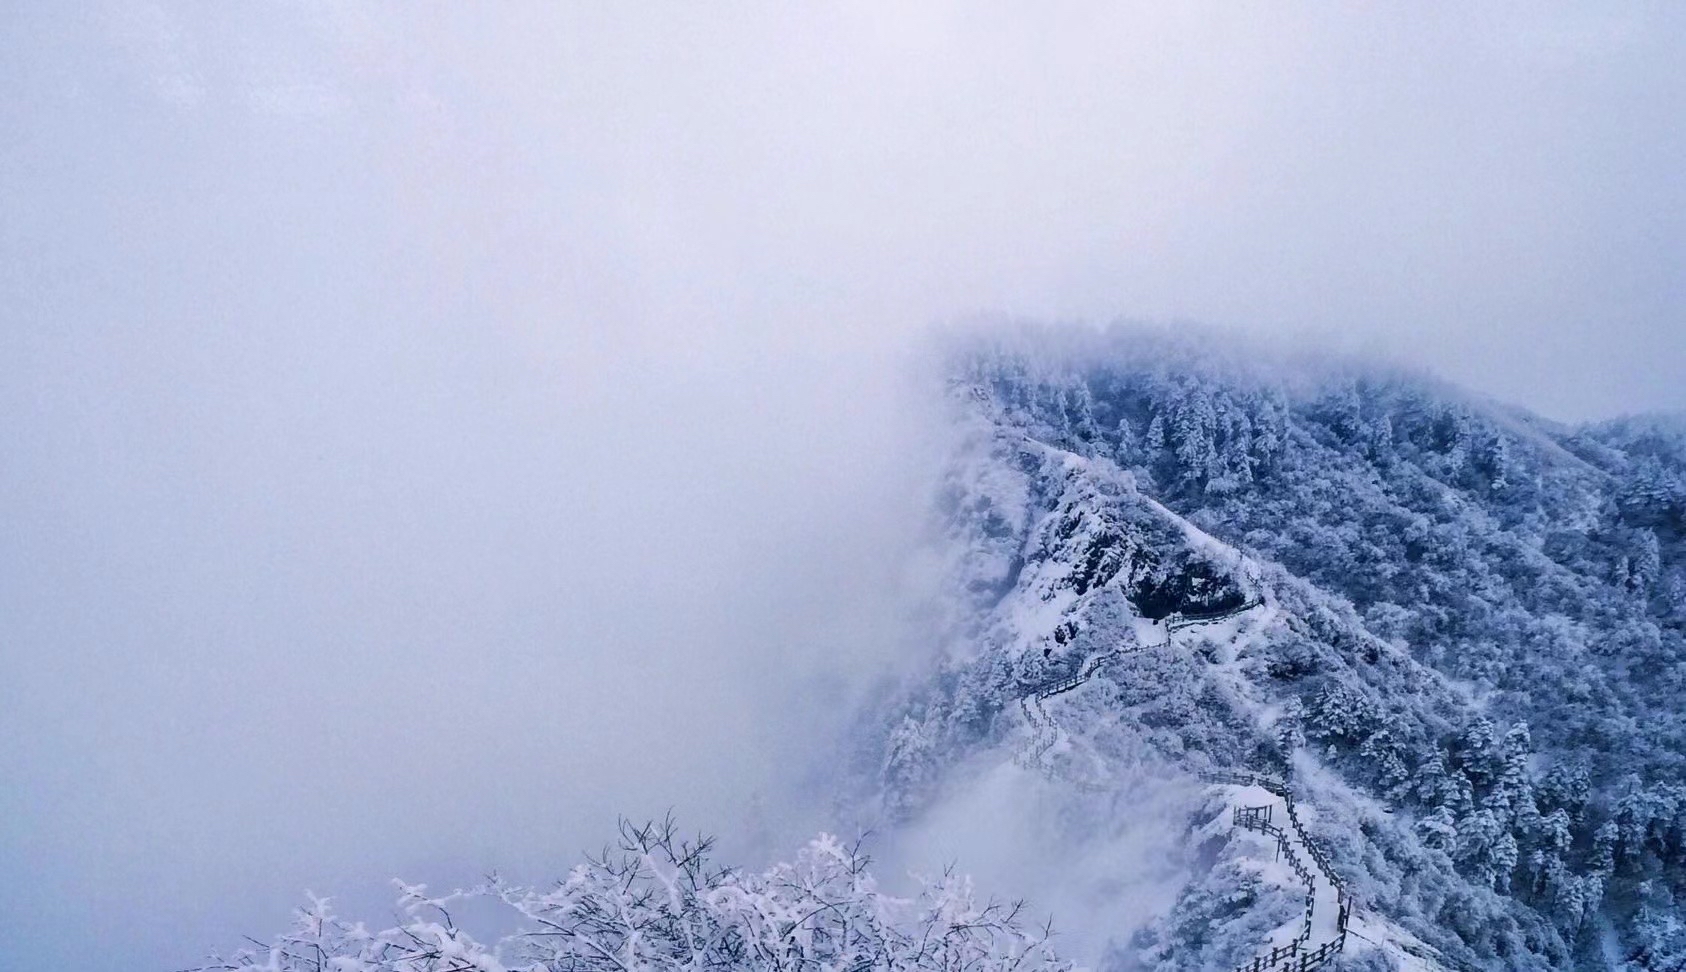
1016,596 -> 1255,779
1015,598 -> 1354,972
1221,782 -> 1347,959
1296,816 -> 1343,946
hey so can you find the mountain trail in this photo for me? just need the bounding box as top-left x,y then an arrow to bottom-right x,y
1016,597 -> 1358,972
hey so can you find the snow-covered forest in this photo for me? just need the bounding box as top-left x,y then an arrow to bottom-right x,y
855,327 -> 1686,970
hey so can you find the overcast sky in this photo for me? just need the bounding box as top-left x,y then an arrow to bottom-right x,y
3,3 -> 1685,970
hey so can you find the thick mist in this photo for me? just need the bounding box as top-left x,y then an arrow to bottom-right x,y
4,4 -> 1685,970
0,244 -> 942,970
872,760 -> 1203,967
0,267 -> 942,968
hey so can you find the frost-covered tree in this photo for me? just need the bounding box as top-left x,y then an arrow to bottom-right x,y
194,819 -> 1068,972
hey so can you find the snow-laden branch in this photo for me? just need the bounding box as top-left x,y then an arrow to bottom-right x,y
189,820 -> 1070,972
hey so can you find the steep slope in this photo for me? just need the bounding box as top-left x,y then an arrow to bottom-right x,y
858,327 -> 1686,971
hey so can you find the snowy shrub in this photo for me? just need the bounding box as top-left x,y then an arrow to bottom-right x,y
194,818 -> 1069,972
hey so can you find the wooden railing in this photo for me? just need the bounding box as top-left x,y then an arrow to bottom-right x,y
1030,594 -> 1263,706
1202,772 -> 1354,972
1165,596 -> 1265,632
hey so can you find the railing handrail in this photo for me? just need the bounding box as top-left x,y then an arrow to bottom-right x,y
1219,772 -> 1353,972
1165,595 -> 1264,631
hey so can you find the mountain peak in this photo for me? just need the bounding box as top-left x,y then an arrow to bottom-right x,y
862,327 -> 1686,970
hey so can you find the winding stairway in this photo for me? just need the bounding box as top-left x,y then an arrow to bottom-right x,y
1015,597 -> 1354,972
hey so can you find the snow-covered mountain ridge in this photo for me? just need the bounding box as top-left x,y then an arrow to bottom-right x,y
856,328 -> 1686,971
